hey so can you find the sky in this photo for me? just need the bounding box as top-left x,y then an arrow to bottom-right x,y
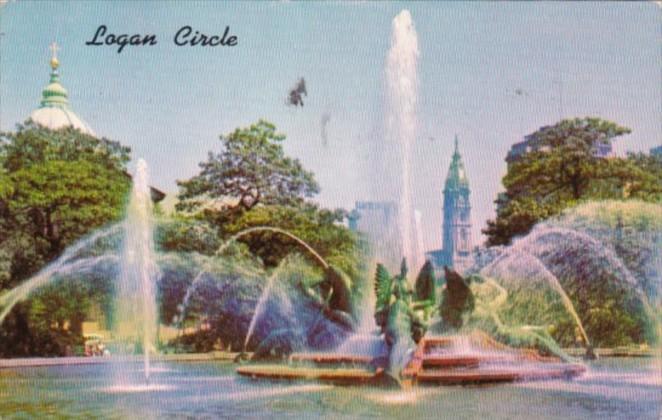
1,1 -> 660,252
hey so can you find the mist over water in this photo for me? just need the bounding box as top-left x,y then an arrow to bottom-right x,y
480,249 -> 591,348
0,225 -> 122,325
243,260 -> 289,351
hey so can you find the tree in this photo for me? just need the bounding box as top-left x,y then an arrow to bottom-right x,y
172,120 -> 364,321
177,120 -> 319,213
484,118 -> 661,246
175,120 -> 360,270
0,122 -> 131,356
0,122 -> 130,271
8,160 -> 128,257
223,204 -> 360,273
1,121 -> 130,173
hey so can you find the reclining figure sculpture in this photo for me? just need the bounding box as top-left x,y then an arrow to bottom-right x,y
436,266 -> 578,363
371,260 -> 579,381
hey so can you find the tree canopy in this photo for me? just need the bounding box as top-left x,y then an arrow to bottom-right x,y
484,118 -> 662,246
1,122 -> 130,268
177,120 -> 319,212
0,122 -> 131,357
173,120 -> 359,271
168,120 -> 364,330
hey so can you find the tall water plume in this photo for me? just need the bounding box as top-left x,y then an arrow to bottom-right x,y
336,12 -> 421,354
385,9 -> 419,270
115,159 -> 159,382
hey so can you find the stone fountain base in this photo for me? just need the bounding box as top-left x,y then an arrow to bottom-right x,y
235,333 -> 586,387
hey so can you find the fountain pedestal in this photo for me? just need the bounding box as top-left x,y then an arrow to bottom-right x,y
401,333 -> 585,387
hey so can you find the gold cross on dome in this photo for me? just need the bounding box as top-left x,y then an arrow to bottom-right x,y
49,42 -> 59,59
49,41 -> 60,69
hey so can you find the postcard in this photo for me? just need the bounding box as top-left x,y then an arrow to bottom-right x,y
0,2 -> 660,419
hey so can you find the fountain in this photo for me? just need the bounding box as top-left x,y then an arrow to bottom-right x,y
299,7 -> 423,371
386,9 -> 419,269
237,10 -> 586,386
114,158 -> 159,384
212,226 -> 355,355
471,220 -> 659,349
242,260 -> 289,353
0,159 -> 160,387
217,226 -> 330,270
174,269 -> 209,330
236,259 -> 587,387
480,249 -> 592,353
0,225 -> 122,325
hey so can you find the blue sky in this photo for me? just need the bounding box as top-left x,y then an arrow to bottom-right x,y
1,1 -> 660,250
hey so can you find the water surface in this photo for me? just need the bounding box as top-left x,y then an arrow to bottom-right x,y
0,358 -> 659,419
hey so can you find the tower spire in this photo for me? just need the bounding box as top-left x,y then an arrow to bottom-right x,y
426,134 -> 472,271
445,135 -> 468,190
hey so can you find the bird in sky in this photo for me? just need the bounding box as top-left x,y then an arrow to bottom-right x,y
287,77 -> 307,107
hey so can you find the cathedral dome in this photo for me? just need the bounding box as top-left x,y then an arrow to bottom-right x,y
29,46 -> 95,137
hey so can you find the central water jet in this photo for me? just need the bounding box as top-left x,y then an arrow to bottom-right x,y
386,9 -> 419,270
115,159 -> 159,384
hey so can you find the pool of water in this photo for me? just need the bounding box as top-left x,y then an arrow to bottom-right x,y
0,358 -> 659,419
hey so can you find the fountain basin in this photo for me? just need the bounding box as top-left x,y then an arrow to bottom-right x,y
236,335 -> 587,387
289,353 -> 373,365
414,364 -> 586,385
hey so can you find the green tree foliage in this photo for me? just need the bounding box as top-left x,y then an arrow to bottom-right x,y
177,120 -> 319,212
484,118 -> 662,246
1,122 -> 130,256
167,121 -> 363,336
174,120 -> 360,278
155,217 -> 221,255
8,160 -> 128,256
223,204 -> 359,273
0,122 -> 131,356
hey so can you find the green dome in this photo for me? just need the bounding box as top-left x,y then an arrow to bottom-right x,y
40,74 -> 69,108
30,48 -> 95,136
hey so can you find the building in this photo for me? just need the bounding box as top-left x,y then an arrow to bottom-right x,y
29,43 -> 96,136
27,43 -> 165,202
506,126 -> 613,164
426,136 -> 472,272
650,145 -> 662,159
348,201 -> 402,270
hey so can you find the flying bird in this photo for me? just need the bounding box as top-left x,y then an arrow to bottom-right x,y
287,77 -> 307,107
509,88 -> 529,97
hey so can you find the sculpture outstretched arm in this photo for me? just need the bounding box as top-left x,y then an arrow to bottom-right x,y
484,304 -> 576,363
